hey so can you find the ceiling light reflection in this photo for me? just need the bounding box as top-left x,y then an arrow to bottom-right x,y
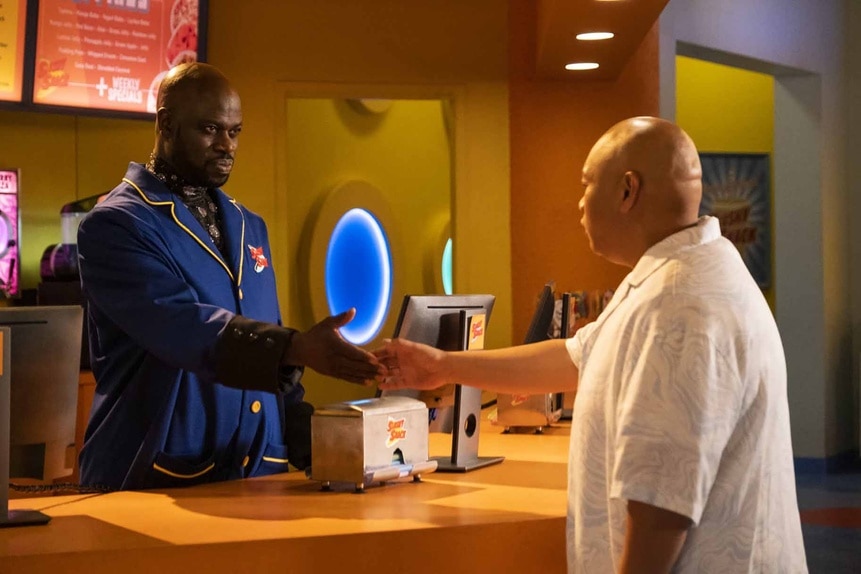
565,62 -> 600,71
576,32 -> 615,41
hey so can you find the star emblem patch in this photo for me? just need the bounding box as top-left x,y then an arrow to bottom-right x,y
248,245 -> 269,273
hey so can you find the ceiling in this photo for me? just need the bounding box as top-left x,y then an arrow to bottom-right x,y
536,0 -> 670,80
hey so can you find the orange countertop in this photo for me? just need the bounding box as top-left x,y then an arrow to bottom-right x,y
2,422 -> 571,574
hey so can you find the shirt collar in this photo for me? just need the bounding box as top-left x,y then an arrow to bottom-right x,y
146,154 -> 211,200
624,216 -> 721,288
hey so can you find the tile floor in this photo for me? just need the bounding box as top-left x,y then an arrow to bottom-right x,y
796,470 -> 861,572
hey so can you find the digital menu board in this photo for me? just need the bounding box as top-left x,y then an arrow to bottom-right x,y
32,0 -> 204,115
0,0 -> 29,103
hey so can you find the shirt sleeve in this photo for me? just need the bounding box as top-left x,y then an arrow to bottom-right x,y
608,299 -> 745,525
214,315 -> 304,393
565,320 -> 599,369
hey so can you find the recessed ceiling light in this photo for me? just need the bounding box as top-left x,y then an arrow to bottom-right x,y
576,32 -> 615,41
565,62 -> 600,71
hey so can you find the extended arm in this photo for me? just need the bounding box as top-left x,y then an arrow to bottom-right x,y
80,207 -> 380,390
376,338 -> 578,395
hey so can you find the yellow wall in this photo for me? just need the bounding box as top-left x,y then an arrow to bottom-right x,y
284,98 -> 451,404
675,55 -> 775,307
0,110 -> 151,292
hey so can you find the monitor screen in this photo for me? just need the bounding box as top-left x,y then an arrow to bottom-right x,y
523,281 -> 555,344
384,294 -> 494,410
0,305 -> 83,481
31,0 -> 207,116
0,0 -> 29,103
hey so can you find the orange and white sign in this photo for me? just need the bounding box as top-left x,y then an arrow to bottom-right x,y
32,0 -> 201,113
467,313 -> 486,351
385,416 -> 407,448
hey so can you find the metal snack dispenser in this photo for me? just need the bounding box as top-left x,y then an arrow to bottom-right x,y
310,396 -> 438,492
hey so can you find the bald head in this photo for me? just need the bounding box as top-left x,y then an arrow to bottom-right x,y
599,116 -> 702,206
579,116 -> 703,267
152,62 -> 243,188
156,62 -> 234,113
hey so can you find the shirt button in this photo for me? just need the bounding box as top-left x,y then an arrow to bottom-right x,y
233,328 -> 244,338
248,332 -> 259,342
264,337 -> 275,348
250,400 -> 261,414
242,456 -> 250,467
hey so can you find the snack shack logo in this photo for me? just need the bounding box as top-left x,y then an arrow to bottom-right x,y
248,245 -> 269,273
385,416 -> 407,448
511,394 -> 529,407
467,316 -> 484,349
472,319 -> 484,340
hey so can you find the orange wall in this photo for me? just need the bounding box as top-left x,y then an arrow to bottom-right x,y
508,0 -> 661,341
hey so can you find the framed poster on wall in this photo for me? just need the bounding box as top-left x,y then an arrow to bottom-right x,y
0,169 -> 20,298
698,153 -> 771,289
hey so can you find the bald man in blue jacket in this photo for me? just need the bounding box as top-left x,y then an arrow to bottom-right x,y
78,63 -> 381,490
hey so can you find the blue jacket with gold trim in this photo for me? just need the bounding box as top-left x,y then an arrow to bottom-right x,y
78,163 -> 303,490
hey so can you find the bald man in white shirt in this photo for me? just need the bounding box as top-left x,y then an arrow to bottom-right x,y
375,116 -> 808,573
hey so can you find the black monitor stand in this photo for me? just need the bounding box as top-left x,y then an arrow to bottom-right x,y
557,292 -> 572,419
0,327 -> 51,528
432,310 -> 505,472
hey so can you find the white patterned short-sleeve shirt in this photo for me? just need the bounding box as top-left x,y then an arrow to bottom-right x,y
565,216 -> 807,573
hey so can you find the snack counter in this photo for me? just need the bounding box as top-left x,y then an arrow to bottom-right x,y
2,423 -> 570,573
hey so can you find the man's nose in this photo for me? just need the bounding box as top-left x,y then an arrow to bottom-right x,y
578,196 -> 585,211
214,131 -> 236,153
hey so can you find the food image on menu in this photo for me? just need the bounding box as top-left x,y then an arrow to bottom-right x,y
166,22 -> 198,67
170,0 -> 199,33
167,0 -> 199,67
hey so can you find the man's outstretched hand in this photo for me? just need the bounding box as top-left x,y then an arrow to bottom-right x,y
373,338 -> 449,391
286,308 -> 383,385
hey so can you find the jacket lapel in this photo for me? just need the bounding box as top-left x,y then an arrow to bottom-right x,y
124,164 -> 235,282
213,190 -> 246,288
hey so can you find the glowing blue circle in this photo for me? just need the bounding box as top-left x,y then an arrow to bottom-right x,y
325,208 -> 392,344
441,238 -> 453,295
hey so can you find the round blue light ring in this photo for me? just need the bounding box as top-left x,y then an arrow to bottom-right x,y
325,208 -> 392,345
441,237 -> 453,295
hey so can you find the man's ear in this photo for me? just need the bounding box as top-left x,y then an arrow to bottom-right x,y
156,108 -> 172,137
620,170 -> 641,213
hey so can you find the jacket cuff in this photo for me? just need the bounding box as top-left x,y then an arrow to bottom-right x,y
215,315 -> 303,393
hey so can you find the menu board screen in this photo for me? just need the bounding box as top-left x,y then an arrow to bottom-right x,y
32,0 -> 203,115
0,0 -> 28,103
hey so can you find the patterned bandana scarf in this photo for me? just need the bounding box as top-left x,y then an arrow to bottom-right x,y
146,155 -> 225,252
